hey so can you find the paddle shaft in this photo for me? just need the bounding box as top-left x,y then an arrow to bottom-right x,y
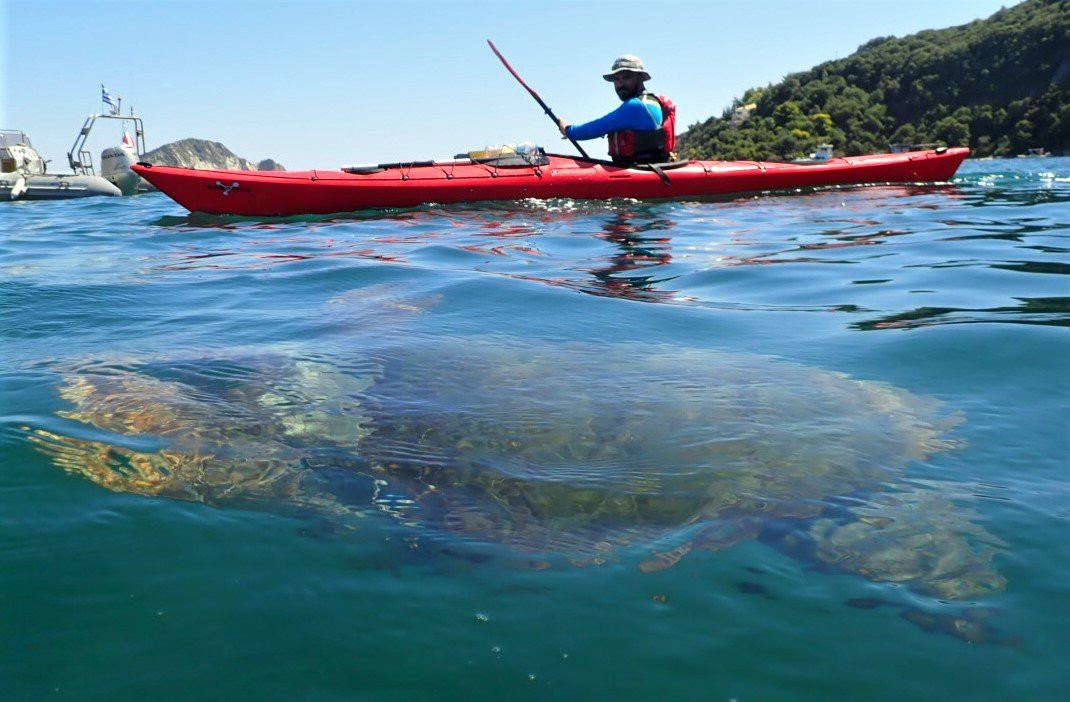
487,40 -> 590,160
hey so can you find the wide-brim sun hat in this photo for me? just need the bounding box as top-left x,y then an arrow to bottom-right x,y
603,54 -> 651,82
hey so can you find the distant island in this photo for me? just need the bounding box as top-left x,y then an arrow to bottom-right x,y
141,138 -> 285,171
679,0 -> 1068,160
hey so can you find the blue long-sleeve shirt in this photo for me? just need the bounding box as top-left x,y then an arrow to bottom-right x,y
566,97 -> 663,141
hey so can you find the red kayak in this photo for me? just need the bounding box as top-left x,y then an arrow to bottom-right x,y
132,147 -> 968,217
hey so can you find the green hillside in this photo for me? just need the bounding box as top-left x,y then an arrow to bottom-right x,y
678,0 -> 1069,160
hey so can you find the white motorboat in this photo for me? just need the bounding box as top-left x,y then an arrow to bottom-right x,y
792,143 -> 835,164
1,129 -> 121,200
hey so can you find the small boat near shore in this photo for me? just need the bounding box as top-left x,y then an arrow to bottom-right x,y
791,143 -> 835,164
133,146 -> 970,217
1017,147 -> 1050,158
1,130 -> 120,200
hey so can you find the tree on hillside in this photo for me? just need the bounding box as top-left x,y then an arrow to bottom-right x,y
679,0 -> 1069,160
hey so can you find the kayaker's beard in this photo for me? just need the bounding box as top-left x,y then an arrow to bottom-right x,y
616,82 -> 644,101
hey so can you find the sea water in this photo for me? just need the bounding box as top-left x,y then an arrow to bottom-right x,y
2,158 -> 1067,701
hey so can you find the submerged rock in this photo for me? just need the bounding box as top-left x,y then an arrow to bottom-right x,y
29,337 -> 1005,602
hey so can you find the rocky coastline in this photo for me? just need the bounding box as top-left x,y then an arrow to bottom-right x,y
141,138 -> 285,171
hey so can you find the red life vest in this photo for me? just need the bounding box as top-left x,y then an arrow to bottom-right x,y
608,93 -> 677,164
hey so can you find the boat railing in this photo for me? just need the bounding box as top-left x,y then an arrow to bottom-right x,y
67,113 -> 146,175
72,143 -> 95,173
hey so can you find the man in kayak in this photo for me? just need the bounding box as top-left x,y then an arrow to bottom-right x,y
558,54 -> 676,165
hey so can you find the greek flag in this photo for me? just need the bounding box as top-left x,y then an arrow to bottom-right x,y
101,84 -> 117,112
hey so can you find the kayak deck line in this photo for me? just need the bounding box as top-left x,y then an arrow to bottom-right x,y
132,147 -> 969,217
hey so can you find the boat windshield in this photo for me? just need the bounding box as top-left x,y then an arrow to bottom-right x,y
0,130 -> 32,149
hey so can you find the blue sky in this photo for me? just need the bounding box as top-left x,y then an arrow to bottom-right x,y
4,0 -> 1019,170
